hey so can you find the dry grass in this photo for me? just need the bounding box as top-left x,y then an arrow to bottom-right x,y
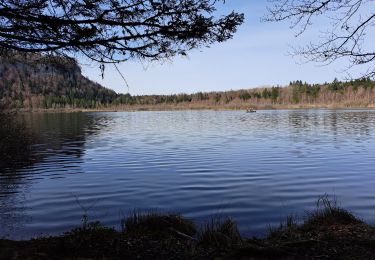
198,216 -> 242,249
267,194 -> 363,241
1,195 -> 374,259
302,194 -> 362,229
121,210 -> 197,237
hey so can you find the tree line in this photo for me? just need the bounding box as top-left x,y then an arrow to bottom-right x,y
1,53 -> 375,110
118,78 -> 374,108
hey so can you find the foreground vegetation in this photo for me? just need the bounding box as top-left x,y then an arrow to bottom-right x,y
1,195 -> 375,259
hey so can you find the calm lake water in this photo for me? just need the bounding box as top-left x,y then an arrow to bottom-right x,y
1,110 -> 375,239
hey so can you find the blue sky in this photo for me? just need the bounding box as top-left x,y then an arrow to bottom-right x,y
81,1 -> 362,95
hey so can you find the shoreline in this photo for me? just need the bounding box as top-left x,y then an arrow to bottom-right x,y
6,104 -> 375,113
1,196 -> 375,259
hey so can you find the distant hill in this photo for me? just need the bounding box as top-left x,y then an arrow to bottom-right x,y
1,52 -> 375,110
0,52 -> 117,109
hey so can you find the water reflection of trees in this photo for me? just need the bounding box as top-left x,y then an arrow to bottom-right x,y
287,110 -> 373,143
0,112 -> 103,238
0,113 -> 33,169
0,112 -> 32,237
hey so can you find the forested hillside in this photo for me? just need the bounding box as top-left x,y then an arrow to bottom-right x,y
1,53 -> 375,110
0,53 -> 117,109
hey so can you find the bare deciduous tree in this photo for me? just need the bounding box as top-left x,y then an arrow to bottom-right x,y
0,0 -> 244,63
265,0 -> 375,78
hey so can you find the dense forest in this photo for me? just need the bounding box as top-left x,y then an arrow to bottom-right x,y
1,54 -> 375,110
0,53 -> 117,109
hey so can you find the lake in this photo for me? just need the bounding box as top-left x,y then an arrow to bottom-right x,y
1,110 -> 375,239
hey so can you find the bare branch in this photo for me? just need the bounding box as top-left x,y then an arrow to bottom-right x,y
265,0 -> 375,78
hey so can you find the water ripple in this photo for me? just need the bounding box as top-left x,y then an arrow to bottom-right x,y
1,110 -> 375,239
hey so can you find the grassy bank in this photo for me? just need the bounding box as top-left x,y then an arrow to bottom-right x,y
1,195 -> 375,259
